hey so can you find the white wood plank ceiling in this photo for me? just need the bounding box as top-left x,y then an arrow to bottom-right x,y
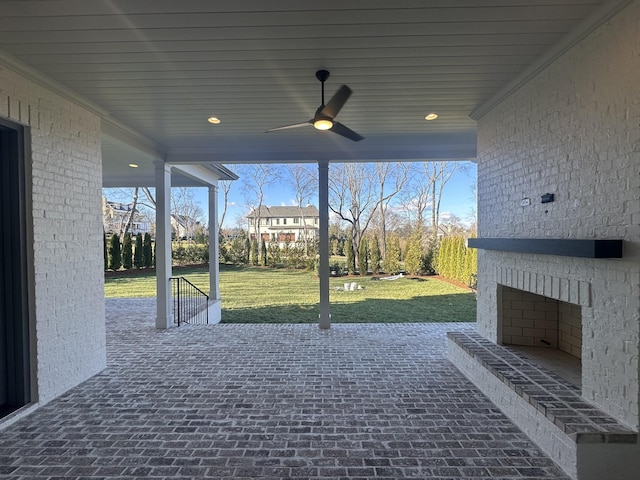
0,0 -> 613,184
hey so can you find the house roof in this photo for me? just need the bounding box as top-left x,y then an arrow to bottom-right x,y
0,0 -> 620,187
247,205 -> 319,218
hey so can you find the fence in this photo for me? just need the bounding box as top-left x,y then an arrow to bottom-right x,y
170,277 -> 209,325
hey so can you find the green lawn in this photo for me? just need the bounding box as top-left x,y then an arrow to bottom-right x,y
104,265 -> 476,324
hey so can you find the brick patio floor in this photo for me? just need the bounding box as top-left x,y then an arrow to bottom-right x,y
0,298 -> 570,479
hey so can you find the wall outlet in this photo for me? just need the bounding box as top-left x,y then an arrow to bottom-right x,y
520,198 -> 531,207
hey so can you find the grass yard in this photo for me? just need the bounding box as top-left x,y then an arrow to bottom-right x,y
104,265 -> 476,324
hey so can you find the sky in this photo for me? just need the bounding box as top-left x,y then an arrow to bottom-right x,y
193,161 -> 477,230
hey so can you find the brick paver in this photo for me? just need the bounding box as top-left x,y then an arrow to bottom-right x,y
0,298 -> 569,479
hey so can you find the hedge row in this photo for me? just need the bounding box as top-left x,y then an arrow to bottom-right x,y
436,235 -> 477,286
105,232 -> 154,271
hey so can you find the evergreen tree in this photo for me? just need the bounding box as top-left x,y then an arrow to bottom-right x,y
109,233 -> 122,271
358,237 -> 368,275
383,234 -> 401,274
122,233 -> 133,269
404,230 -> 423,275
251,239 -> 259,266
394,235 -> 402,262
260,238 -> 268,266
267,243 -> 281,268
453,236 -> 465,283
133,233 -> 143,268
461,234 -> 478,286
103,233 -> 108,271
143,233 -> 153,268
345,235 -> 356,275
244,237 -> 251,265
370,235 -> 381,274
436,237 -> 447,277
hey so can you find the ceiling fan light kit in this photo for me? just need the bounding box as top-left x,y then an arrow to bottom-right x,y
266,69 -> 364,142
313,117 -> 333,130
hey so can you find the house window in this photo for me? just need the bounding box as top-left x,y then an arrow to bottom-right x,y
261,233 -> 270,242
276,218 -> 280,225
283,218 -> 287,225
294,218 -> 299,224
279,233 -> 295,242
314,218 -> 318,225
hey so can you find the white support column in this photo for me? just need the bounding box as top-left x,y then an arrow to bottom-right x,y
207,183 -> 222,324
208,184 -> 220,301
155,162 -> 173,329
318,160 -> 331,328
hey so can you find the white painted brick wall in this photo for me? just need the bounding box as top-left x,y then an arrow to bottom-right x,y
0,62 -> 106,405
475,2 -> 640,429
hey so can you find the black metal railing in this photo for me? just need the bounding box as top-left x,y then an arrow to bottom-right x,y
170,277 -> 209,326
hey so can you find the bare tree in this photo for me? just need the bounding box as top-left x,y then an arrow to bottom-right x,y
120,187 -> 140,237
420,162 -> 458,242
140,187 -> 156,210
102,187 -> 149,238
399,164 -> 431,229
397,161 -> 458,243
286,164 -> 317,254
241,164 -> 282,244
374,162 -> 411,258
171,187 -> 204,243
329,163 -> 379,263
218,169 -> 237,238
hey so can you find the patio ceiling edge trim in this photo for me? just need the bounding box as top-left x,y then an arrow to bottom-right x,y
0,48 -> 170,165
0,47 -> 108,118
171,164 -> 238,185
470,0 -> 634,121
102,118 -> 167,162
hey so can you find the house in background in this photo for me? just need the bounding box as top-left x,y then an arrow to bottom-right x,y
247,205 -> 319,248
102,197 -> 150,236
170,213 -> 202,240
0,2 -> 638,478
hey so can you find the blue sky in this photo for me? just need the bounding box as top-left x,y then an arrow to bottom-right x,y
193,161 -> 477,229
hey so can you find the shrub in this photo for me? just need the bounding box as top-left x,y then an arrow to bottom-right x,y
370,235 -> 381,274
103,233 -> 108,271
251,238 -> 259,266
108,233 -> 122,271
404,230 -> 423,275
358,237 -> 368,275
267,243 -> 281,267
420,242 -> 438,275
133,233 -> 143,268
172,243 -> 209,265
260,238 -> 267,266
383,234 -> 401,274
345,235 -> 356,275
143,233 -> 153,268
243,237 -> 251,265
122,233 -> 133,269
437,235 -> 477,284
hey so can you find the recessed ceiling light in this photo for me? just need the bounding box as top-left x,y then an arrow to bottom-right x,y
424,113 -> 439,121
207,116 -> 221,124
128,163 -> 139,168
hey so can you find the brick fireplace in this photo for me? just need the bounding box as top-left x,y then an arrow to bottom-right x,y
447,2 -> 640,479
500,286 -> 583,359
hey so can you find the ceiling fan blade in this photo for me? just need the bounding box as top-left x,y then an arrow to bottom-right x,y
265,121 -> 312,133
330,121 -> 364,142
320,85 -> 352,119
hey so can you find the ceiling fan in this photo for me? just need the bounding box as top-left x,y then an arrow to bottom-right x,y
266,69 -> 364,142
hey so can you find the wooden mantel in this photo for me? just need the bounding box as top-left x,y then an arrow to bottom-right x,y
467,238 -> 623,259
